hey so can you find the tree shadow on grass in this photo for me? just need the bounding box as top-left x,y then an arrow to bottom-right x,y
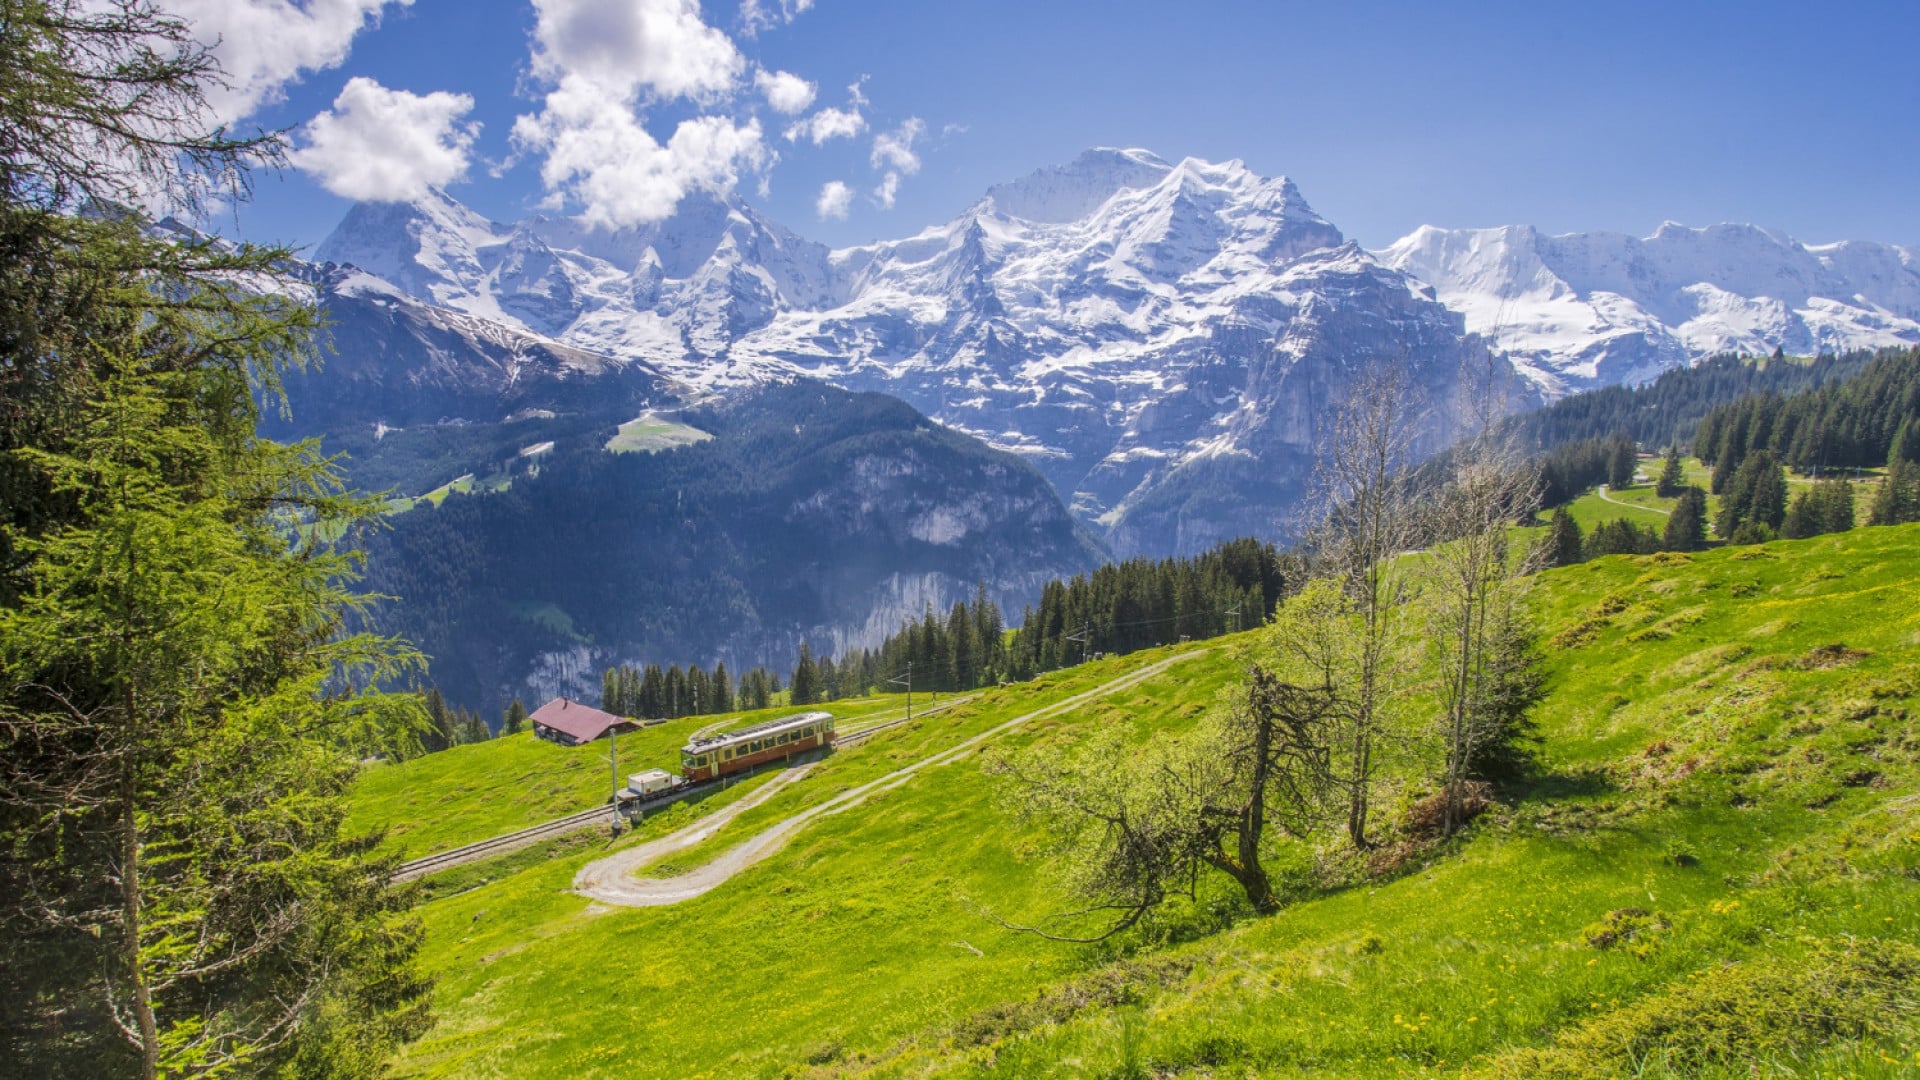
1505,766 -> 1619,804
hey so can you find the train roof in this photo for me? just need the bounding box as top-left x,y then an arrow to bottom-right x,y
683,710 -> 832,753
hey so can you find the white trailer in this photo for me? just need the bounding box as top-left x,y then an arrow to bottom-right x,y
626,769 -> 677,797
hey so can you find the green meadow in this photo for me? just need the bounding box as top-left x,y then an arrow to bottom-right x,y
605,413 -> 715,453
347,693 -> 916,860
353,525 -> 1920,1078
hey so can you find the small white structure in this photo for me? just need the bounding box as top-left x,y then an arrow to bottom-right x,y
627,769 -> 676,797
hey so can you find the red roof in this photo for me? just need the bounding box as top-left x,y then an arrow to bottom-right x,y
529,697 -> 628,742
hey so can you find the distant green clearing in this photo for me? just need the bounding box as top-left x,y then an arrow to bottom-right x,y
1552,456 -> 1884,533
383,471 -> 512,514
511,601 -> 582,640
373,525 -> 1920,1078
605,413 -> 713,453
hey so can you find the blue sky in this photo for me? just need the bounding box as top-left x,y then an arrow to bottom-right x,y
212,0 -> 1920,253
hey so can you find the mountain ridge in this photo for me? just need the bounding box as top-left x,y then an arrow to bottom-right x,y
311,150 -> 1523,555
1378,220 -> 1920,395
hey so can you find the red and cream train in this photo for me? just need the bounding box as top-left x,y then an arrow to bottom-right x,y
678,710 -> 835,782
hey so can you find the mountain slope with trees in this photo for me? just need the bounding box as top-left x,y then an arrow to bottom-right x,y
361,380 -> 1105,714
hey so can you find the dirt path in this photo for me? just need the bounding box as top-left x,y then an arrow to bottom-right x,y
1597,483 -> 1670,516
571,760 -> 822,904
574,649 -> 1209,908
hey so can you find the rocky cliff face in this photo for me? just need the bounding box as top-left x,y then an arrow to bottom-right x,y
269,264 -> 675,443
313,149 -> 1536,555
357,381 -> 1104,712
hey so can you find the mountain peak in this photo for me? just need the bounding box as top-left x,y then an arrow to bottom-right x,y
981,147 -> 1176,224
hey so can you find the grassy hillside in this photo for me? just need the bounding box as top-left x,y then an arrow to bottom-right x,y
347,693 -> 915,859
364,526 -> 1920,1078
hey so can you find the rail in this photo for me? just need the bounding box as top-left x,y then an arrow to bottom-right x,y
390,694 -> 974,881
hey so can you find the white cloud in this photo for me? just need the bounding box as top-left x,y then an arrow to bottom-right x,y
783,105 -> 866,145
513,77 -> 766,229
754,68 -> 816,114
873,171 -> 900,209
738,0 -> 813,36
513,0 -> 770,227
529,0 -> 744,101
870,116 -> 925,174
815,180 -> 853,220
163,0 -> 410,123
289,78 -> 476,202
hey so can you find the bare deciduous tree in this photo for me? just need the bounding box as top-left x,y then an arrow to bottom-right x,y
984,638 -> 1345,935
1419,431 -> 1544,836
1310,360 -> 1425,849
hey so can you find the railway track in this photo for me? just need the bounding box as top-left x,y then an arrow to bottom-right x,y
390,694 -> 976,882
576,649 -> 1212,909
836,694 -> 975,744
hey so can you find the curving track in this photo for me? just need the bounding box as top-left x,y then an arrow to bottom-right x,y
390,696 -> 975,882
574,649 -> 1210,908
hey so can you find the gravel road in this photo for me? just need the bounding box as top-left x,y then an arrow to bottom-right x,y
573,649 -> 1209,908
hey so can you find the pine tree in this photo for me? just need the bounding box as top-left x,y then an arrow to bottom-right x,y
1781,492 -> 1819,539
1663,488 -> 1709,551
1717,451 -> 1788,539
1870,458 -> 1920,526
1585,518 -> 1660,558
423,688 -> 455,754
665,665 -> 686,717
1655,445 -> 1685,497
790,643 -> 821,706
1544,507 -> 1584,567
1607,434 -> 1638,488
504,699 -> 529,735
0,8 -> 433,1058
1891,418 -> 1918,466
711,661 -> 732,712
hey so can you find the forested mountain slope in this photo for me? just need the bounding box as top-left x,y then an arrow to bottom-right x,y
361,381 -> 1104,713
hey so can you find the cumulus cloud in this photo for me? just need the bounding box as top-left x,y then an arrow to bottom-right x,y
512,0 -> 771,227
870,116 -> 925,174
815,180 -> 853,220
738,0 -> 813,36
165,0 -> 410,123
513,78 -> 766,229
529,0 -> 744,101
754,68 -> 816,114
866,118 -> 924,210
783,105 -> 866,145
289,77 -> 477,201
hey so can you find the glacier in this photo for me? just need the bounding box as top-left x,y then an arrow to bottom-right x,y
312,148 -> 1530,556
1379,222 -> 1920,396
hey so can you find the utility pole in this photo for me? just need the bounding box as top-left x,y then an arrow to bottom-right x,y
608,725 -> 620,836
888,660 -> 913,725
1226,604 -> 1243,636
1065,621 -> 1091,665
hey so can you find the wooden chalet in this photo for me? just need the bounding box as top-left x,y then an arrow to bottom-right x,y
529,697 -> 636,746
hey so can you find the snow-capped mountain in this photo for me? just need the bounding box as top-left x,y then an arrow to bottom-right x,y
1380,223 -> 1920,396
311,149 -> 1531,555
